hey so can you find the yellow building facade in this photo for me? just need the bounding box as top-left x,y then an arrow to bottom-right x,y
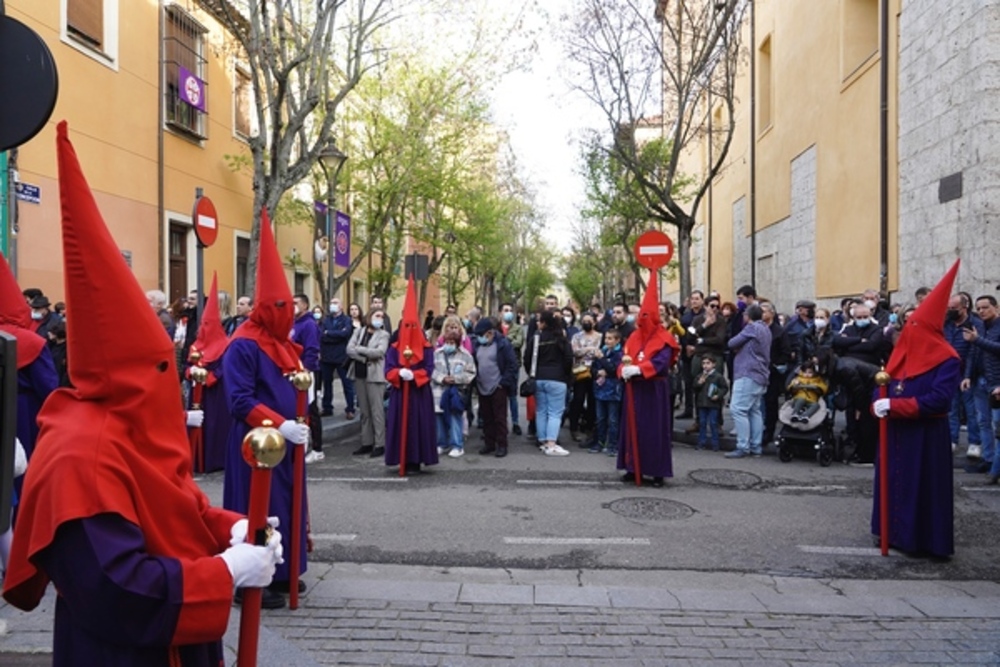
676,0 -> 902,310
2,0 -> 337,311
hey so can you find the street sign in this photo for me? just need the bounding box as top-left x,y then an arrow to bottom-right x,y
192,194 -> 218,247
14,181 -> 40,204
633,230 -> 674,270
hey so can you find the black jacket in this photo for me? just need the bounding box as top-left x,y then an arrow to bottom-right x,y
524,329 -> 573,384
832,322 -> 888,366
320,312 -> 354,365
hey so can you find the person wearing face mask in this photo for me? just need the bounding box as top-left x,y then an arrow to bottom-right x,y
432,330 -> 477,457
498,303 -> 525,435
471,318 -> 519,458
292,294 -> 323,453
832,302 -> 889,464
569,313 -> 602,445
862,289 -> 891,327
523,311 -> 574,456
784,300 -> 816,365
798,307 -> 835,365
678,290 -> 707,420
347,309 -> 390,458
29,295 -> 62,342
943,293 -> 986,461
319,297 -> 357,423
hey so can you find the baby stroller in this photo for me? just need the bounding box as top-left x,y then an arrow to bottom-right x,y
775,398 -> 840,466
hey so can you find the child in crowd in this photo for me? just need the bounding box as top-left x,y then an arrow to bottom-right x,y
787,359 -> 828,423
431,329 -> 477,457
590,327 -> 624,456
694,356 -> 729,451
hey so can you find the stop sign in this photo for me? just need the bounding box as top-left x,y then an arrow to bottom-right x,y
192,195 -> 218,247
633,230 -> 674,270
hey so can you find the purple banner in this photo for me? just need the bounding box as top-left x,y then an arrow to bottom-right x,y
334,211 -> 351,268
178,66 -> 206,113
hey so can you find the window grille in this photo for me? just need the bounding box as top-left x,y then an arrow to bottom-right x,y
164,5 -> 209,139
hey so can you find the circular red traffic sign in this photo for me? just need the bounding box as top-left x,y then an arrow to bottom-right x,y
633,230 -> 673,270
192,196 -> 219,247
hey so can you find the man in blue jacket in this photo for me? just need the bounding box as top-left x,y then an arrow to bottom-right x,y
319,297 -> 357,421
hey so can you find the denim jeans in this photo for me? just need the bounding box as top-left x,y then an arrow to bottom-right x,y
508,392 -> 520,426
988,405 -> 1000,478
949,384 -> 982,446
972,377 -> 996,462
436,412 -> 464,450
731,377 -> 767,453
697,406 -> 721,449
536,379 -> 568,442
595,398 -> 621,449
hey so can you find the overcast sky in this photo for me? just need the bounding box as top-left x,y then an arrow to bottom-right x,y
489,1 -> 606,252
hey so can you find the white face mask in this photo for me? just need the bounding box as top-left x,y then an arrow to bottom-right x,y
814,318 -> 828,329
864,299 -> 877,310
329,303 -> 340,314
563,316 -> 573,325
31,311 -> 44,320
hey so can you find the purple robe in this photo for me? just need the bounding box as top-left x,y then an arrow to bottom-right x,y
384,345 -> 438,467
36,514 -> 226,666
871,357 -> 960,557
222,338 -> 308,583
189,359 -> 228,473
617,346 -> 674,478
17,348 -> 59,459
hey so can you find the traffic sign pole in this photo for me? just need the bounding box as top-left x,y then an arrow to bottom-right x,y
191,189 -> 219,322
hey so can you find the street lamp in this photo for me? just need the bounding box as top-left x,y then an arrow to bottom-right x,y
318,141 -> 347,304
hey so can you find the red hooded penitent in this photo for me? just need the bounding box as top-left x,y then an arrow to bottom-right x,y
0,252 -> 46,369
886,259 -> 960,380
623,275 -> 678,377
3,123 -> 238,637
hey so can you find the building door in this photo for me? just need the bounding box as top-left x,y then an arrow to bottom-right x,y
169,223 -> 188,305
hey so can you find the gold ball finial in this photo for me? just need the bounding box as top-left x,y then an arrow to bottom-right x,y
403,345 -> 414,361
621,354 -> 633,366
190,366 -> 209,384
189,349 -> 203,363
874,367 -> 891,387
291,370 -> 313,391
242,419 -> 287,468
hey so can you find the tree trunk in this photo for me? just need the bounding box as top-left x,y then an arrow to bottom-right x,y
677,222 -> 693,301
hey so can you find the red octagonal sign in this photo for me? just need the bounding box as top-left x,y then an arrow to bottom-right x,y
192,195 -> 219,248
633,229 -> 673,270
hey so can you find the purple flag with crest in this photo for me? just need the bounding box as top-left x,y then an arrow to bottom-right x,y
334,212 -> 351,268
178,66 -> 206,113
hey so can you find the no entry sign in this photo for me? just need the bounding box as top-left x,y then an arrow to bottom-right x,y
633,230 -> 673,270
192,195 -> 218,247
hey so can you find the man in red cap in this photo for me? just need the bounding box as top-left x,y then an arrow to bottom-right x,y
384,275 -> 437,473
871,260 -> 962,558
617,277 -> 680,487
223,209 -> 311,608
3,122 -> 283,666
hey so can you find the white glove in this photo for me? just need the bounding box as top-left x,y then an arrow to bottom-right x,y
872,398 -> 891,419
186,409 -> 204,428
399,368 -> 415,381
13,437 -> 27,477
230,516 -> 280,547
279,419 -> 310,446
621,365 -> 642,381
218,539 -> 282,589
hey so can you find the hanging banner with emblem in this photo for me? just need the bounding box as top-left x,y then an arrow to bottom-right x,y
334,211 -> 351,268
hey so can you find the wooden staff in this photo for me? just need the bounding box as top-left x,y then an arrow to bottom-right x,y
875,368 -> 891,556
237,420 -> 286,666
289,370 -> 312,610
622,354 -> 641,486
399,346 -> 414,477
189,361 -> 207,472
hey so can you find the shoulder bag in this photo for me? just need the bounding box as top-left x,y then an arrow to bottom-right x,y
519,334 -> 540,397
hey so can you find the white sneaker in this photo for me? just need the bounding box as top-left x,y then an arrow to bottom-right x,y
967,444 -> 982,459
952,442 -> 958,453
304,450 -> 325,464
543,443 -> 570,456
437,446 -> 448,455
448,447 -> 464,458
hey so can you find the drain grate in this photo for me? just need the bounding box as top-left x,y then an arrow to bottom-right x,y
688,468 -> 763,489
604,497 -> 695,521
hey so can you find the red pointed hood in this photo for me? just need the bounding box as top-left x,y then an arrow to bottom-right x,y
0,252 -> 46,368
393,275 -> 427,365
189,272 -> 228,365
3,122 -> 228,611
625,274 -> 677,362
886,259 -> 960,379
231,208 -> 301,373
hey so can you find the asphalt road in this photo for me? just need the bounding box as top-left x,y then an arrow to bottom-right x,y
196,426 -> 1000,583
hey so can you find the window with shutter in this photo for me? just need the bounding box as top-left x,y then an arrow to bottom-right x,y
67,0 -> 104,49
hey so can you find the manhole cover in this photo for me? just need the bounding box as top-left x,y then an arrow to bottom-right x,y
604,497 -> 695,521
689,468 -> 762,489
